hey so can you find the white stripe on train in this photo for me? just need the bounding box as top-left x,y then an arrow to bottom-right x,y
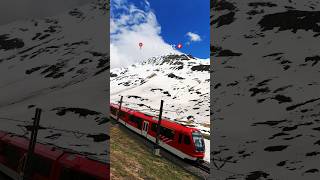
110,114 -> 197,161
0,162 -> 20,180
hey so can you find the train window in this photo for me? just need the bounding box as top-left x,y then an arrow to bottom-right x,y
129,115 -> 143,129
178,133 -> 182,144
184,135 -> 191,145
3,144 -> 21,168
129,115 -> 135,123
31,155 -> 52,177
151,123 -> 158,132
60,168 -> 98,180
160,126 -> 175,140
192,131 -> 205,152
137,120 -> 143,129
150,124 -> 174,140
110,107 -> 117,115
118,111 -> 126,118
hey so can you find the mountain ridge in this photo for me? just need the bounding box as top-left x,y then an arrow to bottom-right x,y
110,53 -> 210,135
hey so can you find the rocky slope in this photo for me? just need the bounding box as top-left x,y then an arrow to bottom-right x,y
211,0 -> 320,179
0,0 -> 109,162
110,54 -> 210,135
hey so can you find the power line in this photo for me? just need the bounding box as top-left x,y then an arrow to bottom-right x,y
117,100 -> 185,116
0,117 -> 32,123
0,117 -> 105,140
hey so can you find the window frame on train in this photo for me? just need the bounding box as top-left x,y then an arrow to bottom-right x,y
150,123 -> 175,140
110,107 -> 117,115
129,115 -> 143,129
178,133 -> 183,144
184,135 -> 191,145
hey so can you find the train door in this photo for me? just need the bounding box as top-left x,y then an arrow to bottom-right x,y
142,121 -> 149,137
177,133 -> 192,159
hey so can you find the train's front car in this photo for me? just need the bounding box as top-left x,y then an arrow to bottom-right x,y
191,130 -> 205,161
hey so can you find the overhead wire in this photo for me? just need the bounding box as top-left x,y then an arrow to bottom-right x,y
117,100 -> 186,117
0,116 -> 106,140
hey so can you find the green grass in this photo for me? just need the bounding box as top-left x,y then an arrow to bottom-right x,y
110,122 -> 199,180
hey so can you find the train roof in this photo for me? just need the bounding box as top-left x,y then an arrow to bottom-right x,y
110,103 -> 200,134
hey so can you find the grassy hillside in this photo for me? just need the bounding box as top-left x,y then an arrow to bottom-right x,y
110,122 -> 199,180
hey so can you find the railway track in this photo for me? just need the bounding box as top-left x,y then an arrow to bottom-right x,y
194,161 -> 210,174
111,118 -> 210,179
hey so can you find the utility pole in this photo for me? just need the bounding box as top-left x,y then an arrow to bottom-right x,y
154,100 -> 164,156
117,96 -> 123,123
22,108 -> 42,180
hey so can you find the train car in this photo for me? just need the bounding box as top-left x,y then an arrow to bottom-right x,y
0,131 -> 109,180
110,103 -> 205,161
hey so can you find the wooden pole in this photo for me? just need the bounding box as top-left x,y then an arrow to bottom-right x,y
23,108 -> 42,180
154,100 -> 164,156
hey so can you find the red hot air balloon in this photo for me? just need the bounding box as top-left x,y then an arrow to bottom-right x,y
139,42 -> 143,49
177,43 -> 183,49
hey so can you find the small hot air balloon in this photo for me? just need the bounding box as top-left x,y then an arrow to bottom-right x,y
139,42 -> 143,49
177,43 -> 183,49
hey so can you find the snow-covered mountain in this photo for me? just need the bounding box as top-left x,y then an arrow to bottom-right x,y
110,54 -> 210,135
212,0 -> 320,179
0,0 -> 109,162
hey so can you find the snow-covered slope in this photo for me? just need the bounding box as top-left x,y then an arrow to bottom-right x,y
111,54 -> 210,162
212,0 -> 320,179
110,54 -> 210,135
0,0 -> 109,162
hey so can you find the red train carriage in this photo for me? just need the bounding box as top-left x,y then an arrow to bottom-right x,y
0,131 -> 109,180
110,103 -> 205,161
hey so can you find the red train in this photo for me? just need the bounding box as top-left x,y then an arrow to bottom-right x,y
110,103 -> 205,161
0,131 -> 109,180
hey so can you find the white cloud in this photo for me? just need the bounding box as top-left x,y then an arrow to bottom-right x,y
186,32 -> 202,42
111,0 -> 180,68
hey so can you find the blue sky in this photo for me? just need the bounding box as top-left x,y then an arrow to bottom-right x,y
141,0 -> 210,59
110,0 -> 210,67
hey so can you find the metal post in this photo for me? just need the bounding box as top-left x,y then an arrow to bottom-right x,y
22,108 -> 42,180
116,96 -> 123,122
154,100 -> 164,156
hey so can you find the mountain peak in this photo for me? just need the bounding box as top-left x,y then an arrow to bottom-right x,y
140,54 -> 196,66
